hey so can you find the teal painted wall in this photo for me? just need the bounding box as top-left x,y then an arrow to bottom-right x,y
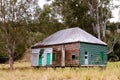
80,42 -> 107,65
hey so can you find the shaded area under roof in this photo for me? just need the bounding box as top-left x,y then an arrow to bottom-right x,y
33,27 -> 107,47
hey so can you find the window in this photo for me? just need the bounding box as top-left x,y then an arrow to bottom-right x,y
85,56 -> 87,59
52,52 -> 56,61
72,53 -> 76,60
85,51 -> 87,55
39,48 -> 44,56
84,51 -> 88,59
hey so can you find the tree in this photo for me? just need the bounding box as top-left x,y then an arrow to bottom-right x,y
106,22 -> 120,53
47,0 -> 119,38
85,0 -> 112,40
27,4 -> 65,45
38,4 -> 65,35
0,0 -> 39,70
49,0 -> 112,37
106,22 -> 120,61
51,0 -> 91,29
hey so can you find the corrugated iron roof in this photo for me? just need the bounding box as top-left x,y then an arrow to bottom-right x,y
34,27 -> 107,47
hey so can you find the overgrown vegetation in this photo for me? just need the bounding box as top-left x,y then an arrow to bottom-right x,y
0,62 -> 120,80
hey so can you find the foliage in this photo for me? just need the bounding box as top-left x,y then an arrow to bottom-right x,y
0,0 -> 39,69
106,22 -> 120,61
50,0 -> 112,38
27,4 -> 65,45
108,52 -> 119,62
51,0 -> 95,35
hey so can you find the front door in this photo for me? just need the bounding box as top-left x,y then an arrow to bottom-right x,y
46,53 -> 51,65
100,52 -> 104,64
85,51 -> 88,65
39,54 -> 42,66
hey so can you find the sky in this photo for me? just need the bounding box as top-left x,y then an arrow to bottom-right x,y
38,0 -> 52,8
110,0 -> 120,22
38,0 -> 120,23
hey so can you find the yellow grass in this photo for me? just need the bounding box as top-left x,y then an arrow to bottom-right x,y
0,62 -> 120,80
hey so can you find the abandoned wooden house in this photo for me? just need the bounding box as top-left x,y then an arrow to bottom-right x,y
31,27 -> 108,67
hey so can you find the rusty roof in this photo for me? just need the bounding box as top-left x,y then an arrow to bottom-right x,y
33,27 -> 107,47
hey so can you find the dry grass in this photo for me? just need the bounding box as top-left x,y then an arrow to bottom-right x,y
0,62 -> 120,80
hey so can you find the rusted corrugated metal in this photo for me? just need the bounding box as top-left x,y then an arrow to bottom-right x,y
33,27 -> 107,47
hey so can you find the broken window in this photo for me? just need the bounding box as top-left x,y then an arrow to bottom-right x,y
52,52 -> 56,61
85,51 -> 87,55
85,56 -> 87,59
72,53 -> 76,60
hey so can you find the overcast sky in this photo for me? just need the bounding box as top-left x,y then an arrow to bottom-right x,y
110,0 -> 120,22
38,0 -> 120,22
38,0 -> 52,8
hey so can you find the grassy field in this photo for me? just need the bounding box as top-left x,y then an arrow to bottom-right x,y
0,62 -> 120,80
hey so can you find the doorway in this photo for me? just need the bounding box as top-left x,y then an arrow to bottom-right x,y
100,52 -> 104,64
39,54 -> 42,65
46,53 -> 51,65
85,51 -> 88,65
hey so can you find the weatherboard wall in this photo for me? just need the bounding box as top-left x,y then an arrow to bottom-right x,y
79,42 -> 107,65
31,48 -> 53,66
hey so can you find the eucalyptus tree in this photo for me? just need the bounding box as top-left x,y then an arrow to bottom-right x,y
87,0 -> 112,41
0,0 -> 39,70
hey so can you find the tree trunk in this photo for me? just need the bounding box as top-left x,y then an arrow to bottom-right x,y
96,24 -> 100,39
9,54 -> 14,70
102,21 -> 106,42
96,4 -> 101,40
